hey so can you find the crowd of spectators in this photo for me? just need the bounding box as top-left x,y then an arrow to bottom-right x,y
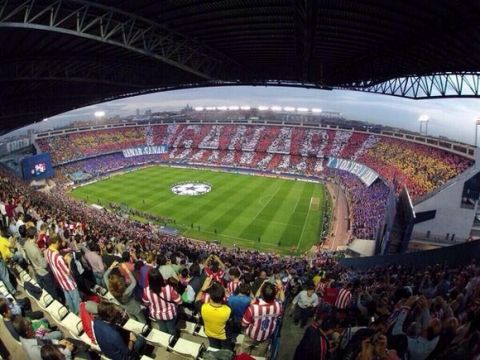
357,138 -> 472,198
37,124 -> 472,201
268,127 -> 292,154
326,170 -> 391,239
57,154 -> 166,182
0,166 -> 478,359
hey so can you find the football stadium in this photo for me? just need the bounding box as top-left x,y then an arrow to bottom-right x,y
0,2 -> 480,360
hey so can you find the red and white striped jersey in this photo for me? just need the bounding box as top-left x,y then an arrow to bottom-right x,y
45,249 -> 77,291
242,299 -> 283,342
315,281 -> 327,296
143,285 -> 182,320
227,280 -> 240,295
205,267 -> 224,285
334,288 -> 352,310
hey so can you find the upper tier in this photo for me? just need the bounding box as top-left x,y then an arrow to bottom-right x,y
36,124 -> 473,200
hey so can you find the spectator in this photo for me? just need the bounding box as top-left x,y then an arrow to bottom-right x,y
200,278 -> 232,349
204,255 -> 225,285
227,282 -> 252,337
101,243 -> 121,269
40,344 -> 70,360
104,262 -> 146,323
93,301 -> 145,360
81,242 -> 105,286
241,282 -> 283,355
23,227 -> 58,299
44,235 -> 80,314
391,295 -> 441,360
13,316 -> 74,360
156,254 -> 178,281
291,283 -> 319,328
226,267 -> 241,297
142,268 -> 182,335
293,316 -> 339,360
188,262 -> 206,295
335,283 -> 353,310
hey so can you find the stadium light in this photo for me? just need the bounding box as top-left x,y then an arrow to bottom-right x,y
283,106 -> 295,112
94,111 -> 105,118
271,106 -> 282,111
42,118 -> 48,122
418,114 -> 429,135
205,106 -> 216,111
240,106 -> 251,110
418,114 -> 429,122
311,108 -> 322,113
475,117 -> 480,147
217,106 -> 228,111
296,107 -> 309,112
228,106 -> 239,111
258,106 -> 269,111
194,107 -> 204,111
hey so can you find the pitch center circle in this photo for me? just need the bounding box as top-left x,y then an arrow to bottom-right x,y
171,182 -> 212,196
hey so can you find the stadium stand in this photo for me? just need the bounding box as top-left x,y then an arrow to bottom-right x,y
38,123 -> 473,241
37,125 -> 472,202
0,166 -> 478,359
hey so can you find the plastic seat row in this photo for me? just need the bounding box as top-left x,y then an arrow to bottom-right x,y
124,317 -> 206,359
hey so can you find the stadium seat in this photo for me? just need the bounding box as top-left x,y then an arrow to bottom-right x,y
22,272 -> 38,286
140,356 -> 155,360
144,328 -> 172,348
46,300 -> 68,322
123,318 -> 148,336
169,337 -> 204,358
179,320 -> 198,335
62,312 -> 83,338
94,286 -> 121,305
15,269 -> 28,287
0,282 -> 10,296
180,319 -> 244,344
36,291 -> 54,311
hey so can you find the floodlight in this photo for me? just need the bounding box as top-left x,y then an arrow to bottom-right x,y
311,108 -> 322,113
283,106 -> 295,112
418,114 -> 429,122
296,107 -> 309,112
228,106 -> 239,111
240,106 -> 251,110
258,106 -> 269,111
205,106 -> 216,111
271,106 -> 282,111
217,106 -> 227,111
94,111 -> 105,118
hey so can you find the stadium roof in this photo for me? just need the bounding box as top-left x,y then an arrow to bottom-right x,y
1,0 -> 480,132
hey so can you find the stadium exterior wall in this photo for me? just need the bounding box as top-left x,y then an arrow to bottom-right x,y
412,164 -> 478,243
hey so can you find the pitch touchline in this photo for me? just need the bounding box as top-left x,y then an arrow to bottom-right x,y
295,187 -> 317,251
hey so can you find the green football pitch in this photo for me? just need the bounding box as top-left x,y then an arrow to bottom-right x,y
70,166 -> 328,254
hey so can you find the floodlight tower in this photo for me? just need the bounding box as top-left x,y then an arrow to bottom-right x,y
475,117 -> 480,147
418,114 -> 429,136
94,111 -> 105,123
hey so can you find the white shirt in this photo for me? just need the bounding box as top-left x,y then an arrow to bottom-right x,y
293,290 -> 319,309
